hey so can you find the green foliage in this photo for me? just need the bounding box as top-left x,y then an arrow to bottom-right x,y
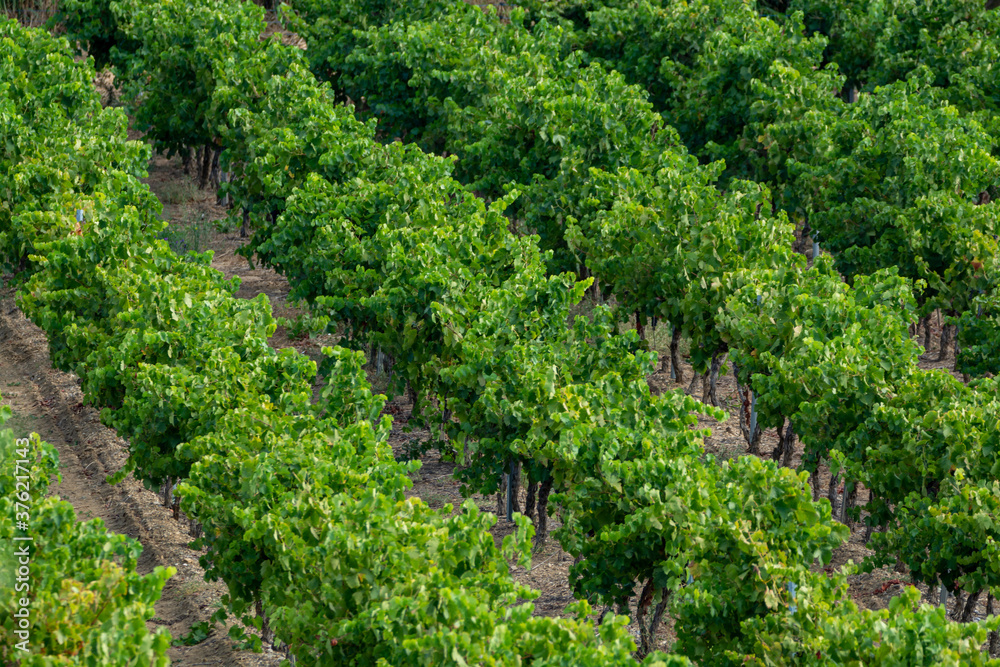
307,1 -> 674,272
49,0 -> 139,69
0,498 -> 175,666
789,0 -> 1000,112
338,2 -> 562,147
0,18 -> 157,276
547,386 -> 713,606
790,70 -> 1000,315
724,258 -> 920,466
870,480 -> 1000,595
576,0 -> 834,188
172,619 -> 213,646
284,0 -> 454,85
0,394 -> 173,665
176,407 -> 400,636
212,52 -> 381,251
571,163 -> 794,373
956,290 -> 1000,377
735,58 -> 846,214
836,371 -> 994,524
0,411 -> 59,501
673,458 -> 848,663
736,580 -> 1000,666
114,0 -> 267,158
659,8 -> 827,169
580,0 -> 744,110
723,254 -> 1000,616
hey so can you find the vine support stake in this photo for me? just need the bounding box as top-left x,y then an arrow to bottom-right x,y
506,459 -> 514,522
669,326 -> 676,381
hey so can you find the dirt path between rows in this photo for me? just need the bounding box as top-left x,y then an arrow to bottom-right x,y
0,287 -> 283,667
